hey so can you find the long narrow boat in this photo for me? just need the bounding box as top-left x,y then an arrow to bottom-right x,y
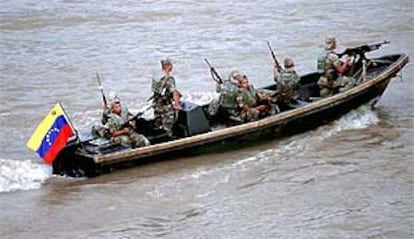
53,50 -> 409,177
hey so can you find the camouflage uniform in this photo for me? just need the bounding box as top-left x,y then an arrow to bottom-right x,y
208,79 -> 240,117
107,113 -> 150,148
276,68 -> 300,104
102,104 -> 129,125
317,49 -> 355,97
236,85 -> 260,122
152,74 -> 178,137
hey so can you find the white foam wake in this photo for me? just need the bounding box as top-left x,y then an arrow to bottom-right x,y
0,159 -> 52,193
216,104 -> 379,171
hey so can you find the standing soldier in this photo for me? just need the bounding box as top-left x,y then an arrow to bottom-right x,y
151,58 -> 181,137
107,101 -> 150,148
273,57 -> 301,107
317,36 -> 356,97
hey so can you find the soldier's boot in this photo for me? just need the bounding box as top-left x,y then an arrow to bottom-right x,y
129,133 -> 150,148
320,87 -> 333,98
338,76 -> 356,93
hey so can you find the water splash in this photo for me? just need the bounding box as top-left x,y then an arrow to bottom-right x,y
319,104 -> 379,140
232,104 -> 380,169
0,159 -> 52,193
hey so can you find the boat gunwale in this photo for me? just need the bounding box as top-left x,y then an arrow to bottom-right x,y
93,54 -> 409,164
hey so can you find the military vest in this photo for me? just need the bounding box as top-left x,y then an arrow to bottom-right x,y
120,106 -> 129,122
318,51 -> 338,81
239,87 -> 257,107
152,75 -> 174,104
108,113 -> 126,131
317,54 -> 327,74
219,80 -> 239,108
277,71 -> 299,98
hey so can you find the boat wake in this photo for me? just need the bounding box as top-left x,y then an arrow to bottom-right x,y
0,158 -> 52,193
236,104 -> 379,167
185,104 -> 380,182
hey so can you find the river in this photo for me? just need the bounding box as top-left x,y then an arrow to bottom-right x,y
0,0 -> 413,238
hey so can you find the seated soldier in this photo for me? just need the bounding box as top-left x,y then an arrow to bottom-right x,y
107,101 -> 150,148
236,76 -> 271,122
101,92 -> 131,125
273,57 -> 301,107
317,36 -> 356,97
208,70 -> 242,118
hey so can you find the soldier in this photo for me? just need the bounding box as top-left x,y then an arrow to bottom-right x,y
236,76 -> 269,122
107,101 -> 150,148
317,36 -> 356,97
273,57 -> 301,107
151,58 -> 181,137
101,92 -> 131,125
208,70 -> 242,118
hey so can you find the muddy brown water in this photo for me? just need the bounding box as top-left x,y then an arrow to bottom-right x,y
0,0 -> 413,238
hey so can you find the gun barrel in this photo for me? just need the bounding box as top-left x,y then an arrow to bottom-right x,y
96,72 -> 108,106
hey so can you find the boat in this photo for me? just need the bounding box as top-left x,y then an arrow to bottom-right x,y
52,43 -> 409,177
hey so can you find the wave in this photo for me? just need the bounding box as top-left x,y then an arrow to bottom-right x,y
183,104 -> 380,180
0,158 -> 52,193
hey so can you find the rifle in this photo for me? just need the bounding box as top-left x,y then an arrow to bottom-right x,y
96,72 -> 108,107
120,105 -> 153,129
338,40 -> 390,58
266,41 -> 283,72
204,58 -> 224,84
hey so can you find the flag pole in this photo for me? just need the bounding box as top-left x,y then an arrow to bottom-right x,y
58,102 -> 79,142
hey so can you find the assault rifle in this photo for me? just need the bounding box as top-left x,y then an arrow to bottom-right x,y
96,72 -> 108,107
338,40 -> 390,59
204,58 -> 224,84
266,41 -> 283,72
120,105 -> 152,129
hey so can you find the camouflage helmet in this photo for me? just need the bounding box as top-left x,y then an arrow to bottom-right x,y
160,58 -> 172,66
108,91 -> 120,104
228,70 -> 242,83
284,57 -> 294,68
109,100 -> 120,110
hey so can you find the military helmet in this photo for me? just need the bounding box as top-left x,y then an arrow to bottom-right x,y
325,36 -> 336,44
108,91 -> 120,104
284,57 -> 294,68
160,58 -> 172,66
228,70 -> 242,83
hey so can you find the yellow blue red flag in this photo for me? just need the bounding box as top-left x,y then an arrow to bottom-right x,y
27,103 -> 75,164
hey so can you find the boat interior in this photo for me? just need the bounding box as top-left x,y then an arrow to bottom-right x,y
80,54 -> 401,155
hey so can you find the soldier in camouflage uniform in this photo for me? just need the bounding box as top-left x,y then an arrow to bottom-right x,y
236,76 -> 269,122
274,57 -> 301,107
107,101 -> 150,148
152,58 -> 181,137
317,36 -> 356,97
101,92 -> 131,125
208,70 -> 242,118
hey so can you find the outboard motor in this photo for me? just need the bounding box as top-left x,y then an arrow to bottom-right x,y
174,101 -> 211,137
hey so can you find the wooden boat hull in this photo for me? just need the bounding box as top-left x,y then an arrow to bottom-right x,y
53,54 -> 409,177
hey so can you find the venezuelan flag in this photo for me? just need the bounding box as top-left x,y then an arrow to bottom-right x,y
27,103 -> 75,164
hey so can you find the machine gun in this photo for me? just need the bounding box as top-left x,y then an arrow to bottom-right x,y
338,40 -> 390,59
